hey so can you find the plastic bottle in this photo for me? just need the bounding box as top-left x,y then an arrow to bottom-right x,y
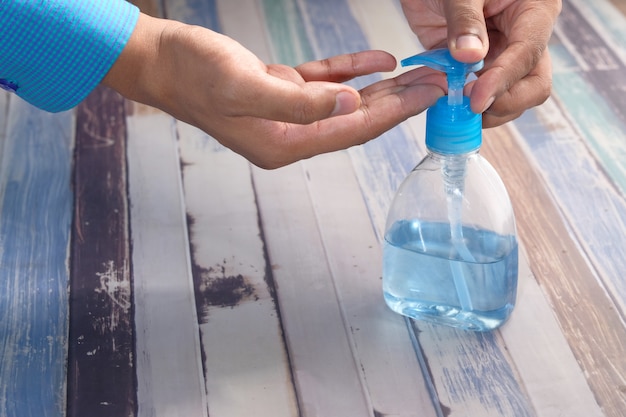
382,49 -> 518,331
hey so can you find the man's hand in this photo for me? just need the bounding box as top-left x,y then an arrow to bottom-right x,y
104,13 -> 447,168
401,0 -> 562,127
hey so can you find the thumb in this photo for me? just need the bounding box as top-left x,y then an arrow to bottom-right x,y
253,79 -> 361,125
291,82 -> 361,124
443,0 -> 489,63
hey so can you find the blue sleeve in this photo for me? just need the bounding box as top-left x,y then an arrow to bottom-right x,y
0,0 -> 140,112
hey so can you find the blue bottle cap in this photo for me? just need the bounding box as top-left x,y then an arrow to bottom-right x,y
401,49 -> 484,154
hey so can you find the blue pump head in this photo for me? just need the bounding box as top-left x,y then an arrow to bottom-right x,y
401,49 -> 484,154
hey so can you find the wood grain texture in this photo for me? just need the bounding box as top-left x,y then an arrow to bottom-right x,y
482,124 -> 626,417
160,2 -> 297,415
499,255 -> 604,417
0,97 -> 73,417
608,0 -> 626,16
303,153 -> 439,417
126,112 -> 207,417
543,0 -> 626,315
177,122 -> 297,417
4,1 -> 626,416
253,163 -> 374,417
67,85 -> 135,417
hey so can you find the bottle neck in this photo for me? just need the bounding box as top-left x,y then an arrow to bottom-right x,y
427,149 -> 478,194
428,148 -> 479,161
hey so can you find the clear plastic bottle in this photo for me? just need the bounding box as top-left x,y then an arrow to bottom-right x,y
382,50 -> 518,331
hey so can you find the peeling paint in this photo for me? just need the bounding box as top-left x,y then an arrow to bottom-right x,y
193,260 -> 258,317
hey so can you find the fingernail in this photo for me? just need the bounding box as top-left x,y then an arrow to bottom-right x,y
331,91 -> 357,117
456,34 -> 483,51
482,96 -> 496,113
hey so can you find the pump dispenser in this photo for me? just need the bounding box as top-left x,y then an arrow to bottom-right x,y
382,49 -> 518,331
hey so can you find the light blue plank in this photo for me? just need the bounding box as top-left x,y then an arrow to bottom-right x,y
513,0 -> 626,312
164,0 -> 221,31
550,0 -> 626,194
0,98 -> 73,417
513,101 -> 626,310
261,0 -> 314,66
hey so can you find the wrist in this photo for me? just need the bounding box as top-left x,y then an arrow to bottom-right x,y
102,13 -> 178,108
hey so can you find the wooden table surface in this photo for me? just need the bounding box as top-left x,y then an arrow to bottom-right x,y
1,0 -> 625,416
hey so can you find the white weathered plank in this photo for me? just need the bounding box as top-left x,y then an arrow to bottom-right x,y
253,163 -> 373,417
500,249 -> 604,417
216,0 -> 274,61
126,111 -> 208,417
534,22 -> 626,315
177,121 -> 298,417
494,114 -> 626,417
303,152 -> 438,417
166,0 -> 299,411
347,0 -> 424,76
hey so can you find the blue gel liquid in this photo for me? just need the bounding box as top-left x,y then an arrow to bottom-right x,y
383,220 -> 518,331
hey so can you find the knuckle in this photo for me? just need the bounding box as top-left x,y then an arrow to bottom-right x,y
449,6 -> 484,28
291,95 -> 319,124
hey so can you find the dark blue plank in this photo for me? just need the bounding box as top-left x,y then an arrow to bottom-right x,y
67,85 -> 136,417
0,98 -> 73,417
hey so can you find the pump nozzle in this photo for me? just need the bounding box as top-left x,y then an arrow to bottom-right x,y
401,49 -> 483,106
401,49 -> 484,154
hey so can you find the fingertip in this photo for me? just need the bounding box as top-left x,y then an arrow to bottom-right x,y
480,96 -> 496,114
466,78 -> 495,114
451,34 -> 487,63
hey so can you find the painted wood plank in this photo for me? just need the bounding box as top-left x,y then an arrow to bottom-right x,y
346,0 -> 424,74
608,0 -> 626,17
260,0 -> 314,66
569,0 -> 626,64
481,124 -> 626,417
499,251 -> 604,417
541,3 -> 626,316
551,0 -> 626,195
303,153 -> 438,417
214,2 -> 373,414
177,121 -> 297,417
159,2 -> 298,415
67,85 -> 136,417
217,0 -> 273,60
164,0 -> 221,31
0,98 -> 73,417
514,93 -> 626,318
126,110 -> 207,417
252,163 -> 373,417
